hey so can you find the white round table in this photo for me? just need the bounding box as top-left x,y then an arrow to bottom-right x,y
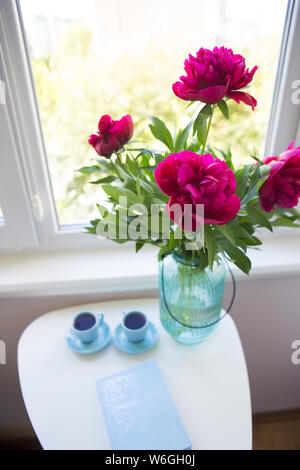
18,298 -> 252,450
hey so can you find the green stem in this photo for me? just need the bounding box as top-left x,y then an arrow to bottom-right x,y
201,105 -> 215,154
116,153 -> 123,165
112,153 -> 123,181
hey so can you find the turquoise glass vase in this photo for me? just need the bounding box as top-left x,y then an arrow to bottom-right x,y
158,254 -> 226,344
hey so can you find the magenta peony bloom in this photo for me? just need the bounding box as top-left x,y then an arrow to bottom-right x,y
155,151 -> 240,230
172,46 -> 258,110
259,142 -> 300,212
89,114 -> 134,157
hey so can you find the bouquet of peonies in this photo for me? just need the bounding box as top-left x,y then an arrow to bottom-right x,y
81,46 -> 300,275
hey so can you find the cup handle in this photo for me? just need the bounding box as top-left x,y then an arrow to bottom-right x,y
97,313 -> 104,326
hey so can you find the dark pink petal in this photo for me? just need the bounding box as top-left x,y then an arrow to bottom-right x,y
89,114 -> 134,158
98,114 -> 114,133
259,142 -> 300,211
172,81 -> 202,101
200,153 -> 215,169
227,91 -> 257,110
232,65 -> 258,90
184,183 -> 203,202
287,141 -> 295,150
155,151 -> 241,228
97,141 -> 116,157
197,85 -> 228,104
259,195 -> 275,212
154,156 -> 178,196
263,147 -> 299,182
167,192 -> 200,231
204,194 -> 241,224
88,134 -> 100,148
177,164 -> 196,186
113,115 -> 134,146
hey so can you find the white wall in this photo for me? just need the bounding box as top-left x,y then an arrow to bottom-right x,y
0,274 -> 300,440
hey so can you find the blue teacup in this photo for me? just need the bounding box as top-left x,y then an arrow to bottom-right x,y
122,310 -> 148,343
71,312 -> 104,344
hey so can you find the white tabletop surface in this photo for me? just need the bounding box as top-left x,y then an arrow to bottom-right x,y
18,298 -> 252,450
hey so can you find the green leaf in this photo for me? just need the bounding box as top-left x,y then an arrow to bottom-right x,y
114,158 -> 132,179
259,164 -> 271,178
215,225 -> 235,246
247,206 -> 273,231
230,225 -> 253,240
197,250 -> 209,270
175,121 -> 192,152
77,165 -> 105,175
197,118 -> 207,145
204,225 -> 217,271
130,148 -> 156,158
217,100 -> 229,119
285,208 -> 300,219
220,241 -> 252,275
250,154 -> 262,163
135,240 -> 145,253
84,226 -> 97,234
136,175 -> 141,196
200,103 -> 212,119
193,104 -> 212,136
271,217 -> 300,228
96,204 -> 109,217
96,158 -> 114,171
139,166 -> 156,171
125,155 -> 139,176
245,236 -> 262,246
225,146 -> 234,170
102,184 -> 144,206
90,175 -> 116,184
235,166 -> 250,199
185,101 -> 195,109
236,239 -> 248,252
242,165 -> 260,205
90,218 -> 100,227
256,165 -> 271,191
229,225 -> 261,246
158,246 -> 172,261
149,116 -> 174,151
237,210 -> 248,217
193,110 -> 203,136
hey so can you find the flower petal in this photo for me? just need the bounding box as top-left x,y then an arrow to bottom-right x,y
204,194 -> 241,224
227,91 -> 257,110
197,85 -> 228,104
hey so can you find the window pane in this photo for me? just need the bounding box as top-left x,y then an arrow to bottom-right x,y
20,0 -> 288,225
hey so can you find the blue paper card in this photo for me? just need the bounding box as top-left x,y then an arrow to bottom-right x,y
96,360 -> 191,450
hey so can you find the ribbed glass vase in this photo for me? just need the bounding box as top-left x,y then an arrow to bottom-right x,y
158,254 -> 226,344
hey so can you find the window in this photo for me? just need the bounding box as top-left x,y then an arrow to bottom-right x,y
0,0 -> 299,252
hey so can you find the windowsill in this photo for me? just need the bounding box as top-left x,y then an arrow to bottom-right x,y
1,236 -> 300,298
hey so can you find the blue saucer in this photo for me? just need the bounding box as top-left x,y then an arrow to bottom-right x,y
66,322 -> 111,355
113,322 -> 158,354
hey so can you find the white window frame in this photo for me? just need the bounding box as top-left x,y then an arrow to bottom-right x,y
0,0 -> 299,254
0,0 -> 106,253
265,0 -> 300,155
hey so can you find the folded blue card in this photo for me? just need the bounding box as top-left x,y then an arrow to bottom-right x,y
96,360 -> 191,450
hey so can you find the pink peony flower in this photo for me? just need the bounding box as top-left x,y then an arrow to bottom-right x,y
89,114 -> 134,157
155,151 -> 240,230
259,142 -> 300,212
172,46 -> 258,110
